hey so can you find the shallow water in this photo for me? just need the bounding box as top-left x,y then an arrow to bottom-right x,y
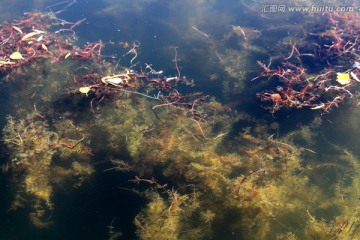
1,0 -> 360,239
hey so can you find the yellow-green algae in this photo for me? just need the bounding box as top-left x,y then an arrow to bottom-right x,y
89,96 -> 360,239
2,113 -> 94,228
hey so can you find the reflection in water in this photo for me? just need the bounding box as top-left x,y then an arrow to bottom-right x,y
45,0 -> 78,14
0,0 -> 360,239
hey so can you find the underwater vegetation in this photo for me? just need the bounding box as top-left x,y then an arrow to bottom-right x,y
0,7 -> 360,240
2,113 -> 93,228
91,94 -> 360,239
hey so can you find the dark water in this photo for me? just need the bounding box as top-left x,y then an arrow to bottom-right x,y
1,0 -> 360,239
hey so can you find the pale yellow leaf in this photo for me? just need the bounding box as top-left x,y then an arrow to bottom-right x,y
22,31 -> 45,40
41,44 -> 48,51
79,87 -> 91,94
9,52 -> 24,60
0,61 -> 16,65
12,26 -> 23,34
65,52 -> 71,59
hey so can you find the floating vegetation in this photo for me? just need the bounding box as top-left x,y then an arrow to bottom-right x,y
254,13 -> 360,114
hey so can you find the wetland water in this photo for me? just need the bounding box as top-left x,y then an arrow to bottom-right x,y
1,0 -> 360,239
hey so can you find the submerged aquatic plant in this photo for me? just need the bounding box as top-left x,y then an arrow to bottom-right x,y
2,113 -> 94,228
95,93 -> 360,239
